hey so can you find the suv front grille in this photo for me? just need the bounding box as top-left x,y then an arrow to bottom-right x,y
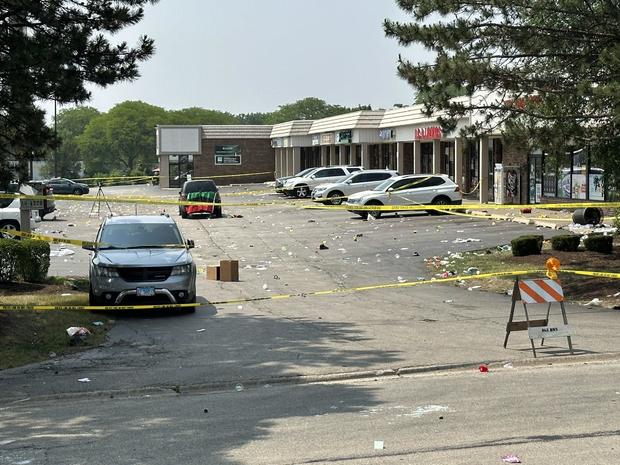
117,267 -> 173,282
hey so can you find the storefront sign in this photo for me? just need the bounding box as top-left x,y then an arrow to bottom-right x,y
415,126 -> 443,140
379,129 -> 394,140
336,130 -> 352,144
312,135 -> 320,146
215,145 -> 241,165
321,133 -> 334,145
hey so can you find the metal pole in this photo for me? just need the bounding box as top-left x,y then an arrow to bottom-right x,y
53,99 -> 58,177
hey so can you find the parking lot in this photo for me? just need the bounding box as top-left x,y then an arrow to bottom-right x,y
3,183 -> 620,400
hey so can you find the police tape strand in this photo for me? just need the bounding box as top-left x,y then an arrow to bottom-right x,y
0,228 -> 99,247
72,171 -> 274,182
2,268 -> 619,312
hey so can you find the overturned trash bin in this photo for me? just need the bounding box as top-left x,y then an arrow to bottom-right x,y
572,207 -> 603,225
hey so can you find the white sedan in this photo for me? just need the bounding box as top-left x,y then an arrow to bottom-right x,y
311,170 -> 399,205
345,174 -> 462,219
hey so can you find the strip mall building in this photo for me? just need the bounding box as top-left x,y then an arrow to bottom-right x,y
157,104 -> 608,204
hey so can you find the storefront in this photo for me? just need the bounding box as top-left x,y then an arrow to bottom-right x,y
156,125 -> 274,188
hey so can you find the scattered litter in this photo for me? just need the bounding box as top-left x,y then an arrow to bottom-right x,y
452,238 -> 482,244
273,275 -> 280,280
468,286 -> 482,291
464,267 -> 480,275
584,298 -> 602,307
397,276 -> 407,283
479,364 -> 489,373
394,254 -> 400,259
319,243 -> 329,250
92,321 -> 104,326
412,251 -> 420,256
353,233 -> 363,241
262,284 -> 269,290
498,244 -> 512,252
501,454 -> 522,463
231,214 -> 244,218
67,223 -> 76,227
60,293 -> 72,297
48,352 -> 56,358
444,299 -> 454,304
66,327 -> 90,338
373,440 -> 384,450
78,378 -> 91,383
0,439 -> 16,446
196,329 -> 206,333
235,383 -> 244,392
237,305 -> 243,310
503,363 -> 514,369
50,248 -> 75,257
307,219 -> 316,223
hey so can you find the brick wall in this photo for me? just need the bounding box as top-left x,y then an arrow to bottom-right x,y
194,138 -> 275,185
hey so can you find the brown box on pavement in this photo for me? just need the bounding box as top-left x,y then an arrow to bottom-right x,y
219,260 -> 239,282
206,265 -> 220,281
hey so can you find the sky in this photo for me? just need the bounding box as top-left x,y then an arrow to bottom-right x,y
46,0 -> 431,117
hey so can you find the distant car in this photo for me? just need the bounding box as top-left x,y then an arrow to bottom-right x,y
85,215 -> 197,308
179,179 -> 222,219
282,166 -> 363,198
0,191 -> 41,239
275,167 -> 317,193
45,178 -> 90,195
311,170 -> 399,205
345,174 -> 462,219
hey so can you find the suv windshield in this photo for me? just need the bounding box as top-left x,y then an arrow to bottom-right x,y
99,223 -> 184,249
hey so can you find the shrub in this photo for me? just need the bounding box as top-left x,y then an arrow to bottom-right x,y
0,239 -> 21,282
511,235 -> 544,257
584,234 -> 613,254
16,239 -> 50,283
551,234 -> 581,252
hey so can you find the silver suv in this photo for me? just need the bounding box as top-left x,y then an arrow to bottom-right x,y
85,215 -> 197,308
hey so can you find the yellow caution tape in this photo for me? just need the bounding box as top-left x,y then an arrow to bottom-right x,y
72,171 -> 273,182
0,228 -> 100,247
1,268 -> 618,312
441,209 -> 573,222
304,201 -> 620,212
191,171 -> 273,180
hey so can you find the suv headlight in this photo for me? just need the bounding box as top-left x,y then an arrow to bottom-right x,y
93,265 -> 119,278
346,198 -> 360,204
171,264 -> 192,276
314,187 -> 326,193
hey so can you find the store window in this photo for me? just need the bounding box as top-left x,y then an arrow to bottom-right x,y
169,154 -> 194,188
420,142 -> 433,173
440,141 -> 455,179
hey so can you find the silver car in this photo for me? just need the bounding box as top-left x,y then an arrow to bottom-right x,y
85,215 -> 197,309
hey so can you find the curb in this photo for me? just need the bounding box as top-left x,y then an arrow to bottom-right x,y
2,352 -> 619,406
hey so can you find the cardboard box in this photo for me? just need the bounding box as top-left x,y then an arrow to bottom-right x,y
219,260 -> 239,282
206,265 -> 220,281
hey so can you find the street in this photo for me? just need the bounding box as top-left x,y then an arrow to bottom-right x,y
1,184 -> 619,465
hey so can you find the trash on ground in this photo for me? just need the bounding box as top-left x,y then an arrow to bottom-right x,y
501,454 -> 522,463
479,364 -> 489,373
66,327 -> 91,338
196,329 -> 206,333
453,238 -> 482,244
464,267 -> 480,275
397,276 -> 407,283
235,383 -> 244,392
410,405 -> 449,417
503,363 -> 514,369
50,248 -> 75,257
444,299 -> 454,304
584,298 -> 602,307
78,378 -> 91,383
92,321 -> 104,326
468,286 -> 482,291
373,440 -> 384,450
319,243 -> 329,250
61,293 -> 72,297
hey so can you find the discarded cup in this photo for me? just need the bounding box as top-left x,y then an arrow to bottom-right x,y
373,440 -> 384,450
478,364 -> 489,373
235,383 -> 244,392
501,454 -> 521,463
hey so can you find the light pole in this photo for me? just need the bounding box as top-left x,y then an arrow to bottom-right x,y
53,98 -> 58,177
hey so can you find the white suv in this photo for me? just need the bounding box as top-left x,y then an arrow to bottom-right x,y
0,197 -> 41,238
345,174 -> 462,219
311,170 -> 399,205
282,166 -> 363,198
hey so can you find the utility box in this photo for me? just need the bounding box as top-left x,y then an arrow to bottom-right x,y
494,165 -> 520,204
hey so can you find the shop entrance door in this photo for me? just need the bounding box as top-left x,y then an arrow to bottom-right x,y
169,155 -> 194,188
528,154 -> 543,204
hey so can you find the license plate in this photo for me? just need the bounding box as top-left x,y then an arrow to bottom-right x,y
136,287 -> 155,297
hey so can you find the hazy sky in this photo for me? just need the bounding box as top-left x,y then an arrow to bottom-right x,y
49,0 -> 431,116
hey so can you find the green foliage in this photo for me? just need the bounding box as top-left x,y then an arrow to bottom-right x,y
551,235 -> 581,252
266,98 -> 362,124
44,107 -> 100,178
511,235 -> 543,257
167,107 -> 239,125
584,234 -> 613,254
237,112 -> 271,125
16,240 -> 50,283
0,1 -> 157,171
385,1 -> 620,159
0,239 -> 21,282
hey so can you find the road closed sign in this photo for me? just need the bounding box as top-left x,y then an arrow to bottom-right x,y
528,324 -> 573,340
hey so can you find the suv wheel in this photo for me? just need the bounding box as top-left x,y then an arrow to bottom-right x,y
180,207 -> 188,219
366,201 -> 383,219
328,191 -> 344,205
429,196 -> 450,215
0,220 -> 19,239
295,186 -> 309,198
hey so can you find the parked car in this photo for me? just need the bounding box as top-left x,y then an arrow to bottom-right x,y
345,174 -> 462,219
0,192 -> 41,239
275,167 -> 317,193
45,177 -> 90,195
178,179 -> 222,219
311,169 -> 399,205
282,166 -> 363,198
85,215 -> 197,308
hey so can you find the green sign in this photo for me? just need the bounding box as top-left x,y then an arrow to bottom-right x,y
215,145 -> 241,165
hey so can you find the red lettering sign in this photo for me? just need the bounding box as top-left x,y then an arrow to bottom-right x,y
415,126 -> 443,140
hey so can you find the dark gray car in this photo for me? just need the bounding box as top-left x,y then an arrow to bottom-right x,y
46,178 -> 90,195
85,215 -> 197,309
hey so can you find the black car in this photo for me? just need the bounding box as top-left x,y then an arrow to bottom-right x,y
179,180 -> 222,219
45,178 -> 90,195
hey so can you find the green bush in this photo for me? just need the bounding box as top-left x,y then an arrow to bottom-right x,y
584,234 -> 613,254
0,239 -> 21,282
511,235 -> 544,257
551,234 -> 581,252
16,239 -> 50,283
